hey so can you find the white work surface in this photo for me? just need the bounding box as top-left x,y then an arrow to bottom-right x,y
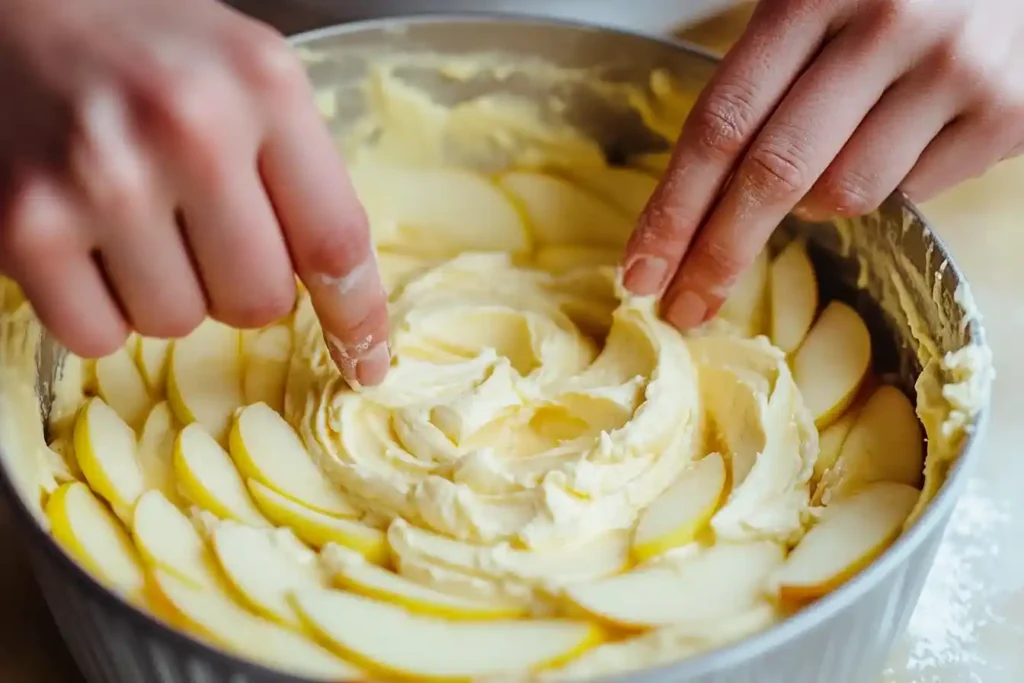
0,4 -> 1020,682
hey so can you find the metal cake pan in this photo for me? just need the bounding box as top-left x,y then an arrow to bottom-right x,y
0,15 -> 991,683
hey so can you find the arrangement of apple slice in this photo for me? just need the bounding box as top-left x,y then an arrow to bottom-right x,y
292,587 -> 603,680
241,326 -> 292,413
46,482 -> 146,598
564,542 -> 784,629
173,424 -> 268,527
152,570 -> 362,681
350,164 -> 531,256
247,480 -> 387,564
559,166 -> 658,217
771,481 -> 919,601
229,403 -> 358,518
793,301 -> 872,428
631,452 -> 729,562
95,345 -> 153,431
166,319 -> 244,443
134,336 -> 172,394
211,522 -> 323,629
323,544 -> 527,620
136,402 -> 181,507
74,397 -> 146,521
498,171 -> 632,248
769,240 -> 818,354
717,250 -> 770,337
818,386 -> 924,500
132,489 -> 221,589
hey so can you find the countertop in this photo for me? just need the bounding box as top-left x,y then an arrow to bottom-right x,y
2,3 -> 1021,681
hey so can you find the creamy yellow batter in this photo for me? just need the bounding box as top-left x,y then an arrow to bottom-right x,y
0,52 -> 994,682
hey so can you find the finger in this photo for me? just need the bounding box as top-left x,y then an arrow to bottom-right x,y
801,65 -> 963,219
0,179 -> 128,357
621,0 -> 829,296
260,96 -> 390,388
662,16 -> 916,330
902,111 -> 1023,201
178,168 -> 297,329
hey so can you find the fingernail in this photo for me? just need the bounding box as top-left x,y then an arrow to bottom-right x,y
355,342 -> 390,387
622,256 -> 670,295
664,290 -> 708,331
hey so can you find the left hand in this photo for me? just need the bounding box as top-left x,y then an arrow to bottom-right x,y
622,0 -> 1024,331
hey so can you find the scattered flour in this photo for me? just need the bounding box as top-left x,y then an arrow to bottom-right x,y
897,478 -> 1008,674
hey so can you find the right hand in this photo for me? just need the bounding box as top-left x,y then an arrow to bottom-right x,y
0,0 -> 391,386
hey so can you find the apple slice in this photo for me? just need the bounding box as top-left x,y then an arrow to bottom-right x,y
498,171 -> 632,248
242,326 -> 292,414
769,240 -> 818,354
247,480 -> 386,564
46,482 -> 146,598
818,386 -> 924,500
292,588 -> 602,679
229,403 -> 357,518
211,522 -> 323,629
350,164 -> 530,256
167,319 -> 244,443
322,544 -> 527,620
560,166 -> 658,217
632,453 -> 729,562
151,569 -> 361,681
173,423 -> 268,527
132,489 -> 221,589
95,345 -> 153,431
137,402 -> 182,507
717,250 -> 770,337
534,246 -> 621,274
564,542 -> 784,628
813,408 -> 859,485
134,337 -> 172,394
74,397 -> 145,521
772,481 -> 919,601
793,301 -> 872,428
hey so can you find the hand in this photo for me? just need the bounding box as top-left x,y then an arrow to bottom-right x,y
0,0 -> 390,386
622,0 -> 1024,330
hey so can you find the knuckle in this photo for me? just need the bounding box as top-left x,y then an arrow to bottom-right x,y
302,223 -> 369,278
817,170 -> 885,216
0,186 -> 79,264
744,136 -> 812,198
134,68 -> 225,154
688,238 -> 747,290
690,82 -> 762,158
230,23 -> 308,98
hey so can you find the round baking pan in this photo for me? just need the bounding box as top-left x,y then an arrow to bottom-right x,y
0,14 -> 991,683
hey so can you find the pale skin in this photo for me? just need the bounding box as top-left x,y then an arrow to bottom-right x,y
1,0 -> 1022,388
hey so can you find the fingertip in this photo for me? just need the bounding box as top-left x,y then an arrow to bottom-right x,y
662,289 -> 711,332
621,255 -> 671,296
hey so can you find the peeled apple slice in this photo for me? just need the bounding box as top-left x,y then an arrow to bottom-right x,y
167,319 -> 244,443
74,397 -> 145,521
173,424 -> 268,527
772,481 -> 919,601
292,588 -> 603,680
819,386 -> 924,499
793,301 -> 872,428
242,326 -> 292,413
46,482 -> 146,598
229,403 -> 358,517
247,480 -> 386,564
134,337 -> 172,394
211,522 -> 323,629
498,172 -> 632,248
323,544 -> 527,621
560,166 -> 658,217
95,345 -> 153,431
632,453 -> 729,562
350,165 -> 531,256
813,408 -> 859,485
151,569 -> 361,681
132,489 -> 220,589
769,240 -> 818,354
717,250 -> 770,337
564,542 -> 784,628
